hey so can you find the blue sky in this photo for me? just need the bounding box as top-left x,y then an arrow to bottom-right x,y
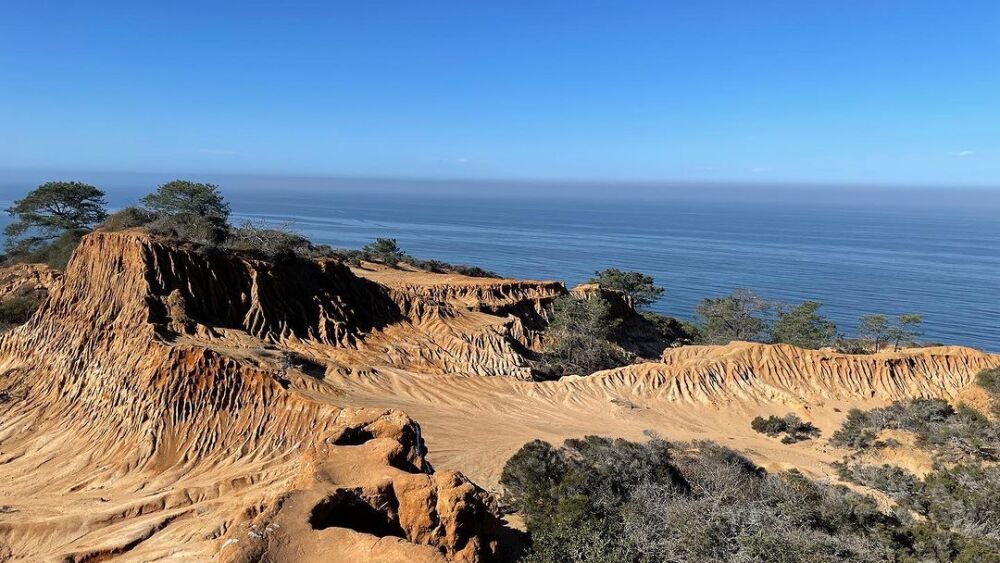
1,1 -> 998,186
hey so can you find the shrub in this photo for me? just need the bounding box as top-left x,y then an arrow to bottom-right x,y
541,295 -> 629,374
99,207 -> 156,231
976,368 -> 1000,396
443,264 -> 499,278
834,462 -> 920,499
353,238 -> 499,277
147,213 -> 229,246
831,399 -> 1000,462
639,310 -> 695,343
14,229 -> 85,269
752,415 -> 790,436
226,220 -> 310,258
501,436 -> 905,563
752,414 -> 821,443
0,295 -> 40,330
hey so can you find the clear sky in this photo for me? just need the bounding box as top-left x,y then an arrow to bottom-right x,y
2,1 -> 998,186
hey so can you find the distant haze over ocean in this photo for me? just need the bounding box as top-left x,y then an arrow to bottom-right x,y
1,171 -> 998,352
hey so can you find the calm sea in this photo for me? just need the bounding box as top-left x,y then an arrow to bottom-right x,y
1,175 -> 997,352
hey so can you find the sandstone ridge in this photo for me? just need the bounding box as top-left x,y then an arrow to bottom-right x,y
0,231 -> 502,561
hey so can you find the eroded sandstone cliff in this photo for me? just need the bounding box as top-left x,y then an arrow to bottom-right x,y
588,341 -> 1000,405
0,232 -> 502,561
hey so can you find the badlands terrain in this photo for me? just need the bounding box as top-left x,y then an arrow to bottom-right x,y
0,230 -> 996,561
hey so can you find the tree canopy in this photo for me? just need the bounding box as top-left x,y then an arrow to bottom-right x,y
140,180 -> 230,220
4,181 -> 107,257
588,268 -> 664,309
361,238 -> 407,263
694,288 -> 772,344
140,180 -> 231,244
770,300 -> 837,349
542,294 -> 626,374
857,313 -> 923,352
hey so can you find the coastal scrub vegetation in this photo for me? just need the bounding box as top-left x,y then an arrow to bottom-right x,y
830,399 -> 1000,462
0,293 -> 41,332
541,294 -> 629,375
750,413 -> 821,444
500,435 -> 980,563
829,374 -> 1000,560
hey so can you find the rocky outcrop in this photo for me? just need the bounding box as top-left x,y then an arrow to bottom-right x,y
357,266 -> 566,353
589,342 -> 1000,406
0,263 -> 61,301
0,231 -> 500,561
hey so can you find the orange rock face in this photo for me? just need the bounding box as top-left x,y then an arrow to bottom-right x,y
0,232 -> 502,561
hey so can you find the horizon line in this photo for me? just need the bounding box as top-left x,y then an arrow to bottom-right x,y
0,166 -> 998,192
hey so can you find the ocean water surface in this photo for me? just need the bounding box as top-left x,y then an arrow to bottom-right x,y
225,183 -> 998,352
1,176 -> 997,351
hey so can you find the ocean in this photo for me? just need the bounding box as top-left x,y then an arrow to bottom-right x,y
1,174 -> 997,352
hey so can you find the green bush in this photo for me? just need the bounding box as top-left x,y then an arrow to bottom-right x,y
751,414 -> 821,443
834,462 -> 920,499
541,295 -> 629,375
831,398 -> 1000,462
99,207 -> 157,231
146,213 -> 229,246
0,295 -> 40,330
976,368 -> 1000,396
15,230 -> 85,269
501,436 -> 907,563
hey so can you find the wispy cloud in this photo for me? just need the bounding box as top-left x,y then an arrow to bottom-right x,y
750,166 -> 771,174
951,150 -> 975,158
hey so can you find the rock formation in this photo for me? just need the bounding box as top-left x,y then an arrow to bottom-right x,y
0,263 -> 60,302
0,231 -> 501,561
591,341 -> 1000,405
0,230 -> 996,561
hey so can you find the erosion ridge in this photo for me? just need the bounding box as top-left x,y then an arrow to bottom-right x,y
0,231 -> 502,561
588,342 -> 1000,405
